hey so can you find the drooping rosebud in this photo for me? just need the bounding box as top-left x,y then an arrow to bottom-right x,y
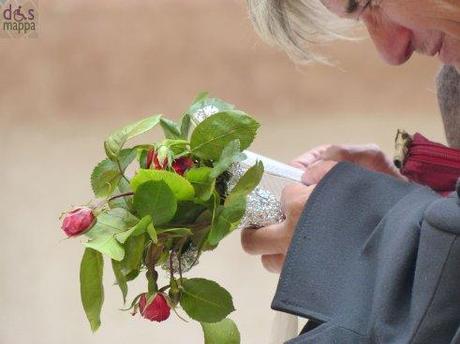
146,149 -> 168,170
172,157 -> 194,175
61,207 -> 95,237
139,293 -> 171,322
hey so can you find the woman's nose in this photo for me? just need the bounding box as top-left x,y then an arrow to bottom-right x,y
361,12 -> 414,65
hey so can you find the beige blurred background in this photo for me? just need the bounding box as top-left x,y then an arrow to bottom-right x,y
0,1 -> 445,344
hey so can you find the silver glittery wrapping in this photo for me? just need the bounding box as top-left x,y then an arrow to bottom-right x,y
161,245 -> 199,274
227,164 -> 285,229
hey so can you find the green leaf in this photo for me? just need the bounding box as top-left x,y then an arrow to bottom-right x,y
190,111 -> 259,160
208,196 -> 246,246
125,270 -> 140,281
201,318 -> 241,344
85,235 -> 125,261
180,113 -> 192,139
226,161 -> 264,205
180,278 -> 235,323
121,235 -> 145,278
118,176 -> 133,194
104,115 -> 161,160
90,161 -> 120,198
210,140 -> 246,178
114,215 -> 151,243
187,94 -> 235,116
138,149 -> 149,169
185,167 -> 215,201
109,178 -> 134,211
133,180 -> 177,225
84,208 -> 138,261
111,259 -> 128,304
91,149 -> 136,198
80,248 -> 104,332
131,169 -> 195,201
146,222 -> 158,243
162,139 -> 189,155
114,229 -> 135,244
160,118 -> 182,139
86,208 -> 139,239
131,215 -> 152,236
171,201 -> 207,225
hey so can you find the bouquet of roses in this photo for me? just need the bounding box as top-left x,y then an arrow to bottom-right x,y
60,93 -> 264,343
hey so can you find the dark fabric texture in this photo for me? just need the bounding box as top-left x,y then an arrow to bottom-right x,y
272,162 -> 460,343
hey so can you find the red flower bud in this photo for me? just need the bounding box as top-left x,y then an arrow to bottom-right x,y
139,293 -> 171,322
61,207 -> 95,237
146,149 -> 155,169
146,149 -> 168,170
172,157 -> 194,175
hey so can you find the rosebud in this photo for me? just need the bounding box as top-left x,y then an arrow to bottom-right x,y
61,207 -> 95,237
146,149 -> 155,169
156,146 -> 170,169
172,157 -> 194,175
139,293 -> 171,322
146,149 -> 168,170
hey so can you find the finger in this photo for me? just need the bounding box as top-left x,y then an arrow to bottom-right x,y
322,144 -> 403,178
320,144 -> 380,162
302,160 -> 338,185
290,144 -> 332,169
280,183 -> 314,216
241,223 -> 287,255
261,254 -> 285,274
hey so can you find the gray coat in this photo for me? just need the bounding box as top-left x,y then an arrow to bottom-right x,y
272,162 -> 460,343
272,64 -> 460,344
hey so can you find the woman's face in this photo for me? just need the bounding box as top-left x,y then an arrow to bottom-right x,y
321,0 -> 460,67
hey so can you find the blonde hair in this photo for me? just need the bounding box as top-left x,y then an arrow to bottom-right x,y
247,0 -> 354,63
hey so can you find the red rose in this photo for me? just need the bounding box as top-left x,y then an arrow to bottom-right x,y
146,149 -> 193,176
61,207 -> 95,237
172,157 -> 194,175
139,293 -> 171,322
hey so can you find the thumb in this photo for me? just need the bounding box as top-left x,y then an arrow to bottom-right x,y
302,160 -> 338,185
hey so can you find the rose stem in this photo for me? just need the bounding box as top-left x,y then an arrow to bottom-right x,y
108,191 -> 134,202
116,159 -> 130,184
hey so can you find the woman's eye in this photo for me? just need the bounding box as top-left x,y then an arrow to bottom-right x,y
346,0 -> 360,13
344,0 -> 373,21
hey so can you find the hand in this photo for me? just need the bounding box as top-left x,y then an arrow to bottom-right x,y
291,144 -> 406,183
241,161 -> 337,273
